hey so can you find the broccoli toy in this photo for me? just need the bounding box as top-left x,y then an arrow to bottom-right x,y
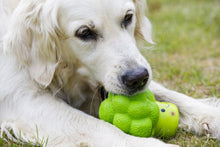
99,90 -> 179,138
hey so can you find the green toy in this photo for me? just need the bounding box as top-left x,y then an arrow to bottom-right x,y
99,90 -> 179,138
152,102 -> 179,137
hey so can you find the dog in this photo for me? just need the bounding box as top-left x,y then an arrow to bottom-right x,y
0,0 -> 220,146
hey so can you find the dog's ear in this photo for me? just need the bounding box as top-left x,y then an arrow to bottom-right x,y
3,1 -> 63,88
134,0 -> 154,44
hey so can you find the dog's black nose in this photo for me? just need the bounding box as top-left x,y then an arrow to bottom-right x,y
121,68 -> 149,90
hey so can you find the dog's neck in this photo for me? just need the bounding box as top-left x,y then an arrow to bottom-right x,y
49,60 -> 101,117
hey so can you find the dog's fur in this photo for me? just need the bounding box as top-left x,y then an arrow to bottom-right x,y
0,0 -> 220,146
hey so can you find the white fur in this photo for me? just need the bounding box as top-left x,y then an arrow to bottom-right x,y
0,0 -> 219,146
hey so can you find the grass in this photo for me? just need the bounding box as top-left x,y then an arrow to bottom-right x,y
0,126 -> 47,147
145,0 -> 220,98
143,0 -> 220,146
0,135 -> 31,147
1,0 -> 220,146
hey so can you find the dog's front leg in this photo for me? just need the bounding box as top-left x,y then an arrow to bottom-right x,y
149,81 -> 220,140
1,90 -> 178,147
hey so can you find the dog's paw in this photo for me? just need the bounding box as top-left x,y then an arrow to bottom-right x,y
201,112 -> 220,140
199,97 -> 220,139
180,102 -> 220,140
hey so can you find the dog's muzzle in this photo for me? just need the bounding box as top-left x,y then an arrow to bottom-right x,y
121,67 -> 149,94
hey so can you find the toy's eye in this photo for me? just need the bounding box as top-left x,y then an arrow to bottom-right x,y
161,108 -> 166,112
122,10 -> 133,28
75,26 -> 97,41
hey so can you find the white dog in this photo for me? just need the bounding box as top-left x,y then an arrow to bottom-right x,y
0,0 -> 219,146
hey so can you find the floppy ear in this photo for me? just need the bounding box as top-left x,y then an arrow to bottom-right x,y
3,1 -> 62,88
134,0 -> 154,44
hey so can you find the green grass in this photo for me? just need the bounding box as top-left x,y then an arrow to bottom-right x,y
0,135 -> 47,147
145,0 -> 220,98
1,0 -> 220,146
0,126 -> 48,147
143,0 -> 220,146
0,134 -> 30,147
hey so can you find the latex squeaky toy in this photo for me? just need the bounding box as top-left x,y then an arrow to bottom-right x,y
99,90 -> 179,138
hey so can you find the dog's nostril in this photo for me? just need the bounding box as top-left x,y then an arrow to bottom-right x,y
142,77 -> 148,85
121,68 -> 149,90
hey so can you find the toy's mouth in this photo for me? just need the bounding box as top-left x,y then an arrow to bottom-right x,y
98,86 -> 108,101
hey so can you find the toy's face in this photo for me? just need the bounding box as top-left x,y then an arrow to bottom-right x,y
159,103 -> 177,118
153,102 -> 179,137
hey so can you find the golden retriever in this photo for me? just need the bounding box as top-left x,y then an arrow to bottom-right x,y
0,0 -> 219,146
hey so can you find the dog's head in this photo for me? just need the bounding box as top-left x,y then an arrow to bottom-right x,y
4,0 -> 154,96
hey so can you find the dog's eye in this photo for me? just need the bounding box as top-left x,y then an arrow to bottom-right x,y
122,10 -> 133,28
75,26 -> 97,41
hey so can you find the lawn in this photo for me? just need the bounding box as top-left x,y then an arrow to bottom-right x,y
144,0 -> 220,146
146,0 -> 220,98
1,0 -> 220,146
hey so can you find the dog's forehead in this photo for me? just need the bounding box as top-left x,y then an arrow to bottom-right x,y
60,0 -> 135,22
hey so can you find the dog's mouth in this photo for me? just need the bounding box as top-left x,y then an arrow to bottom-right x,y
98,86 -> 108,101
